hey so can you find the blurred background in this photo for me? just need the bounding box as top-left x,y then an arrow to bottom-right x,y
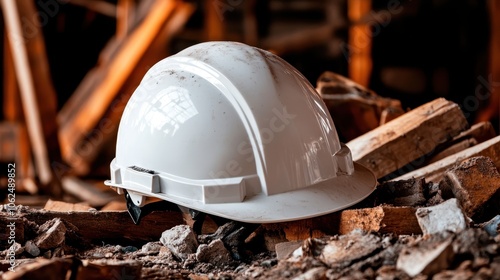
0,0 -> 499,204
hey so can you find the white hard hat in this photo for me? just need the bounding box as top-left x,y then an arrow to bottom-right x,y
105,41 -> 376,223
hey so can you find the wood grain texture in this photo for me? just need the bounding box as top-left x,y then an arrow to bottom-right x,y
394,135 -> 500,183
347,98 -> 468,179
339,206 -> 422,235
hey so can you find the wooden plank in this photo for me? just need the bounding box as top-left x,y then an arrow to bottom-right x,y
261,205 -> 421,247
347,98 -> 469,179
339,206 -> 421,235
116,0 -> 135,40
58,1 -> 194,175
347,0 -> 372,87
61,176 -> 118,208
427,122 -> 496,164
1,207 -> 185,244
393,135 -> 500,183
1,0 -> 60,190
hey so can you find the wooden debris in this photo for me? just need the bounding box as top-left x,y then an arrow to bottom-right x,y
394,135 -> 500,183
76,260 -> 142,280
61,176 -> 117,208
339,206 -> 421,235
362,178 -> 428,207
347,98 -> 468,179
396,235 -> 454,277
58,0 -> 195,175
0,207 -> 184,244
426,121 -> 495,164
1,258 -> 74,280
44,200 -> 93,212
416,198 -> 468,235
316,71 -> 404,141
1,0 -> 63,196
440,156 -> 500,222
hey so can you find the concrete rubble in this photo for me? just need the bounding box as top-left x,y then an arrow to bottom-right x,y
159,225 -> 198,261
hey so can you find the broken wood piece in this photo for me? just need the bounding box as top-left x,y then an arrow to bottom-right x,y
76,260 -> 142,280
0,207 -> 184,244
426,121 -> 495,164
347,98 -> 469,179
44,200 -> 93,212
415,198 -> 468,236
58,0 -> 195,175
427,138 -> 477,164
360,178 -> 428,208
1,0 -> 63,196
316,71 -> 404,141
393,135 -> 500,183
61,176 -> 117,208
454,121 -> 496,144
339,206 -> 421,235
1,258 -> 74,280
440,156 -> 500,222
396,235 -> 454,277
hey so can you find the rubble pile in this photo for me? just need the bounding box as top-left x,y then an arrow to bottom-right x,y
1,96 -> 500,279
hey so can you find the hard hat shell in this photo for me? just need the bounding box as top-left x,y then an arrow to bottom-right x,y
105,41 -> 376,223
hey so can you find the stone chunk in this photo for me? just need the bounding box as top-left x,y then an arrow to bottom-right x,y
275,241 -> 302,260
416,198 -> 468,235
196,239 -> 232,267
440,156 -> 500,222
34,218 -> 67,250
160,225 -> 198,261
481,215 -> 500,237
319,230 -> 381,268
25,240 -> 40,257
396,235 -> 454,277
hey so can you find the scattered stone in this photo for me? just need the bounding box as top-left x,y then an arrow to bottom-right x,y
141,241 -> 163,255
319,230 -> 381,268
481,215 -> 500,237
34,218 -> 67,250
121,246 -> 138,253
160,225 -> 198,261
415,198 -> 468,235
196,239 -> 232,267
440,156 -> 500,222
25,240 -> 40,257
260,258 -> 277,268
396,235 -> 454,277
275,241 -> 302,260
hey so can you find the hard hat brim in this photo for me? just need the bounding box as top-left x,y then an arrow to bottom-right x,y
112,162 -> 377,223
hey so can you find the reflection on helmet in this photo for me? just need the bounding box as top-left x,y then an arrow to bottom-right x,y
105,41 -> 376,223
